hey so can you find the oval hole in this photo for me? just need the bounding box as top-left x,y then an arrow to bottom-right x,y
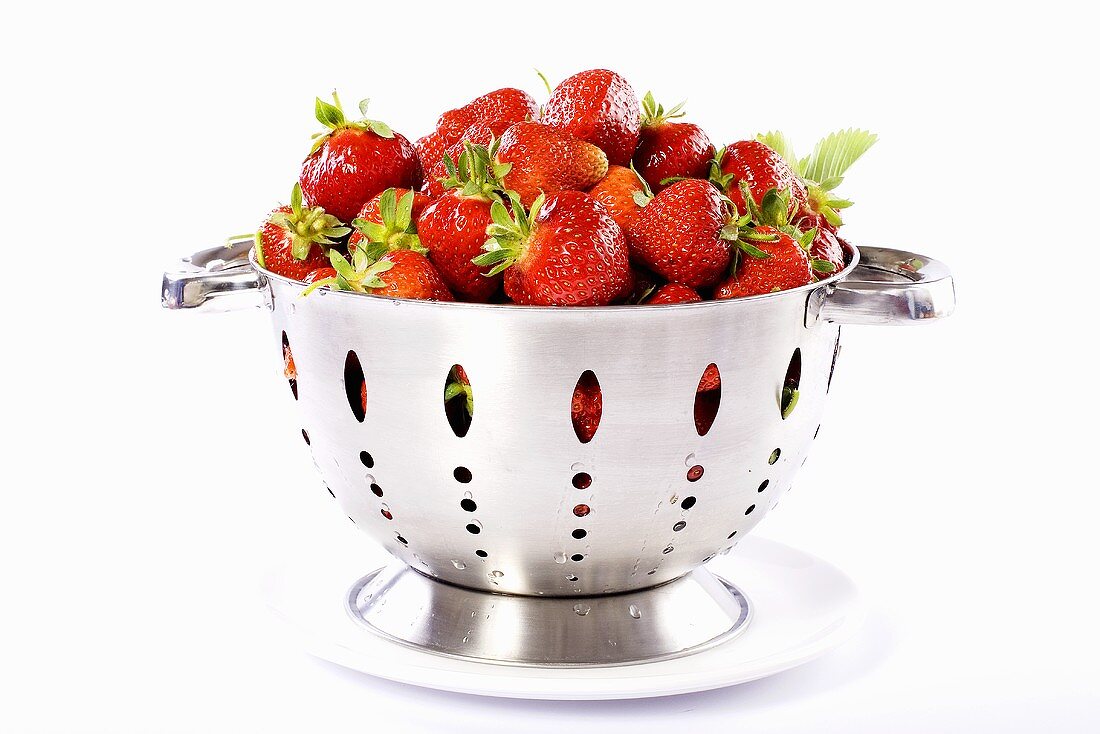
827,333 -> 841,393
694,363 -> 721,436
781,348 -> 801,420
571,370 -> 602,444
444,365 -> 473,438
344,350 -> 366,423
281,331 -> 298,400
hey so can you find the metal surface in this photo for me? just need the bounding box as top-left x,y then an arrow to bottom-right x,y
161,237 -> 260,311
346,562 -> 751,666
164,238 -> 952,665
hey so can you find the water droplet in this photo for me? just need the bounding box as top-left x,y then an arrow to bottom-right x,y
573,603 -> 591,616
629,604 -> 641,619
553,552 -> 567,564
451,560 -> 466,570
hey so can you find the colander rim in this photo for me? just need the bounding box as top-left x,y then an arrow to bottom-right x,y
253,241 -> 861,311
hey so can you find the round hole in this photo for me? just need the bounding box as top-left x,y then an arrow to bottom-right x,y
570,553 -> 584,562
326,486 -> 335,498
444,364 -> 473,438
571,528 -> 587,539
681,495 -> 697,510
814,424 -> 821,440
745,504 -> 756,515
453,466 -> 472,483
694,363 -> 721,436
768,448 -> 781,465
572,472 -> 592,489
475,549 -> 488,558
380,508 -> 392,520
662,545 -> 674,554
727,530 -> 738,539
573,504 -> 591,518
465,523 -> 481,534
566,574 -> 578,582
687,465 -> 704,482
460,498 -> 477,512
301,429 -> 310,445
758,479 -> 769,493
673,521 -> 686,532
370,483 -> 383,497
647,569 -> 657,575
396,534 -> 408,545
359,451 -> 374,468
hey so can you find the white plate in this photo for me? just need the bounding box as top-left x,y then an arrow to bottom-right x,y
260,535 -> 864,700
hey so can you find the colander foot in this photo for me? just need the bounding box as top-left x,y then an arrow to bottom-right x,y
345,562 -> 752,667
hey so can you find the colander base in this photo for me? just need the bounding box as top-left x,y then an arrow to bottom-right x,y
345,562 -> 752,667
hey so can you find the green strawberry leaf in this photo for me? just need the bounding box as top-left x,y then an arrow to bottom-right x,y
754,131 -> 799,172
802,128 -> 878,184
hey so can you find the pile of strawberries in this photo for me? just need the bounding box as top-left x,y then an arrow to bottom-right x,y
254,68 -> 877,307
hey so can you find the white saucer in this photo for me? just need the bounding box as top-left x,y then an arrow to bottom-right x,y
260,535 -> 864,700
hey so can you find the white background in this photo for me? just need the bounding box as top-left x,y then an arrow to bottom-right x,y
2,1 -> 1098,731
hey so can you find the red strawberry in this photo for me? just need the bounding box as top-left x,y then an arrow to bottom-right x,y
587,165 -> 652,234
571,370 -> 602,443
415,130 -> 447,178
627,179 -> 736,288
618,267 -> 660,304
347,188 -> 431,258
418,141 -> 510,302
646,283 -> 701,305
255,183 -> 349,281
713,226 -> 813,299
710,140 -> 808,220
299,93 -> 421,223
541,69 -> 640,166
436,87 -> 538,143
808,226 -> 846,278
422,119 -> 513,198
310,248 -> 453,301
496,122 -> 608,207
473,191 -> 629,306
633,93 -> 714,192
697,364 -> 721,391
304,267 -> 338,283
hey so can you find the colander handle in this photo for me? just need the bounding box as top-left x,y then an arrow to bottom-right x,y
819,246 -> 955,325
161,237 -> 262,311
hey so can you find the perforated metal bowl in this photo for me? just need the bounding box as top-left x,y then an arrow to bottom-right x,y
163,238 -> 953,666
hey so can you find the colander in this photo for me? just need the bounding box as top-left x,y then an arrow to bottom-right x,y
163,237 -> 953,666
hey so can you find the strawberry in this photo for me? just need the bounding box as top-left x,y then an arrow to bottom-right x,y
627,179 -> 740,288
587,165 -> 652,234
571,370 -> 602,443
808,226 -> 847,277
304,267 -> 338,283
754,129 -> 877,227
541,69 -> 640,166
347,188 -> 431,258
709,140 -> 808,221
422,119 -> 513,198
713,225 -> 814,299
496,122 -> 608,207
473,191 -> 629,307
436,87 -> 538,143
619,267 -> 659,304
255,183 -> 349,280
646,283 -> 701,305
306,248 -> 453,301
633,92 -> 714,192
697,364 -> 720,391
299,93 -> 421,223
418,141 -> 510,302
414,130 -> 447,178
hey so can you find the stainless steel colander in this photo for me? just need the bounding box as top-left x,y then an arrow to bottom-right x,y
163,238 -> 953,666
